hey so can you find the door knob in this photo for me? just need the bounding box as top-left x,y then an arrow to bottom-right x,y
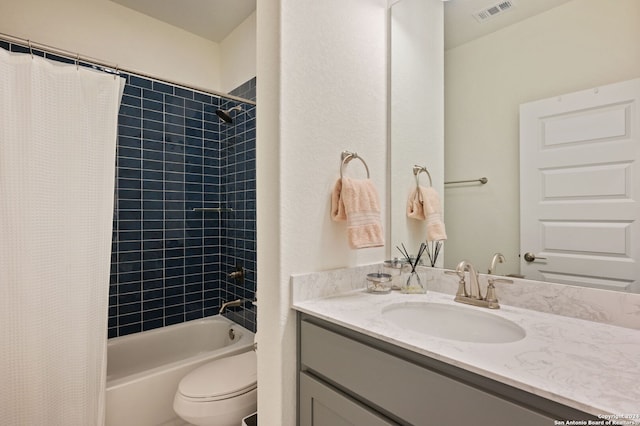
523,252 -> 547,262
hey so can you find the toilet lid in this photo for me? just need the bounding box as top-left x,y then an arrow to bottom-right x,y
178,351 -> 257,401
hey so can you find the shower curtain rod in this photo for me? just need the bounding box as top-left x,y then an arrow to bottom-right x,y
0,31 -> 256,106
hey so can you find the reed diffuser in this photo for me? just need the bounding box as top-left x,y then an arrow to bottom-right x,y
425,240 -> 443,267
396,243 -> 427,294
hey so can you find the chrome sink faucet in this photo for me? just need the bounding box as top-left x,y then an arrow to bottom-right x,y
488,253 -> 505,275
455,260 -> 483,300
485,253 -> 513,309
446,257 -> 513,309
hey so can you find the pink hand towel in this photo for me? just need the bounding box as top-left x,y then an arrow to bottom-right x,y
406,186 -> 426,220
331,177 -> 384,249
406,186 -> 447,241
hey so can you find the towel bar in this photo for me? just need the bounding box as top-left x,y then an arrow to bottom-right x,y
413,165 -> 433,187
340,151 -> 370,179
444,177 -> 488,185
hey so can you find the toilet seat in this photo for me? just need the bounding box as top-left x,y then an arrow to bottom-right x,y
177,351 -> 257,402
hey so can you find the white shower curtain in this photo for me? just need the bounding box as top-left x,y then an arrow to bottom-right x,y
0,48 -> 124,426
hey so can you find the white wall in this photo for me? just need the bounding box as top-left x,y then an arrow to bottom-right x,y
256,0 -> 388,423
0,0 -> 222,92
220,11 -> 256,93
444,0 -> 640,273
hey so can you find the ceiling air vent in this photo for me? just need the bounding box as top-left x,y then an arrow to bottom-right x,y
473,1 -> 515,23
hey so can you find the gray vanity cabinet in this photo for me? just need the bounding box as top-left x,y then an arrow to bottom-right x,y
299,372 -> 396,426
298,314 -> 595,426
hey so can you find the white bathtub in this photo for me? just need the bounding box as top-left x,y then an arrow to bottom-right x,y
106,315 -> 255,426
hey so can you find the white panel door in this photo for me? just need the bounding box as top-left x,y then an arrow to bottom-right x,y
520,78 -> 640,292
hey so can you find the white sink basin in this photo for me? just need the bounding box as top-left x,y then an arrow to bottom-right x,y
381,302 -> 526,344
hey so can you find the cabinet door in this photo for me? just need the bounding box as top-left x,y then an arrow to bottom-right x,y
299,373 -> 397,426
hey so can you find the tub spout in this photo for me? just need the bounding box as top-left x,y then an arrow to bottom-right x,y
219,299 -> 243,314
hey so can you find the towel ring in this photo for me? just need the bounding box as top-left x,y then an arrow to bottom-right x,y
340,151 -> 370,179
413,165 -> 432,187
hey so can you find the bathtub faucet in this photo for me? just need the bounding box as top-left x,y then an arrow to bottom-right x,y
228,265 -> 245,283
219,299 -> 243,314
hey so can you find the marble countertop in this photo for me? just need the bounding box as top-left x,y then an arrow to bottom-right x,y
293,289 -> 640,423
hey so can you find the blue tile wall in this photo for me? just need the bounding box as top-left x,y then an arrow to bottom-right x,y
111,76 -> 257,338
1,41 -> 257,338
219,80 -> 257,330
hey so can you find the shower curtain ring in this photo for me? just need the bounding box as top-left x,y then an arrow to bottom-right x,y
28,40 -> 33,59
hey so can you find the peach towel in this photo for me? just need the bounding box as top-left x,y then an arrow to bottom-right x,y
406,186 -> 447,241
331,177 -> 384,249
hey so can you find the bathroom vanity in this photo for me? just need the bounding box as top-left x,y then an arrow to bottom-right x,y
292,266 -> 640,426
299,315 -> 589,425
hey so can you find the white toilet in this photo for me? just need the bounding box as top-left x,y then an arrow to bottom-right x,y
173,350 -> 257,426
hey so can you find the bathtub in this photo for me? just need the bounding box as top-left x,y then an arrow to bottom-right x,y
106,315 -> 255,426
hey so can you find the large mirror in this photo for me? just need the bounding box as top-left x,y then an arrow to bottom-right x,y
390,0 -> 640,292
390,0 -> 445,262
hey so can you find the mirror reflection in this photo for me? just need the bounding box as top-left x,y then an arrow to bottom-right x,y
391,0 -> 640,293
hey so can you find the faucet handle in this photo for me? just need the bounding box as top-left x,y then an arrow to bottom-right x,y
485,277 -> 513,308
445,270 -> 467,297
